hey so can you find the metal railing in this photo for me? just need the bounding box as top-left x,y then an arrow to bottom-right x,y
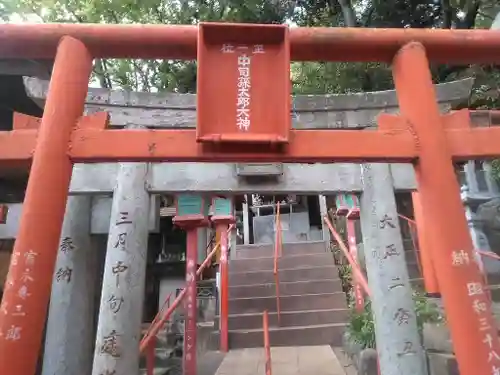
323,215 -> 371,297
324,215 -> 377,373
145,292 -> 172,375
140,226 -> 233,355
274,203 -> 283,325
346,218 -> 365,311
263,310 -> 272,375
219,224 -> 234,352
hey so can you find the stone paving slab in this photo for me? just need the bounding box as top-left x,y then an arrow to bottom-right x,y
215,345 -> 346,375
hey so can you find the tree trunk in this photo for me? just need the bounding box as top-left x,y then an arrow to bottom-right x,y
336,0 -> 357,27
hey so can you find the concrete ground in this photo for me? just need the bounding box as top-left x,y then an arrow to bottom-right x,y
214,345 -> 347,375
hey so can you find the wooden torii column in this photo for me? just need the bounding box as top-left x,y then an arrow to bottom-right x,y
0,23 -> 500,375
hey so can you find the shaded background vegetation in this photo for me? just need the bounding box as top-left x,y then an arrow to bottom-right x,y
2,0 -> 499,108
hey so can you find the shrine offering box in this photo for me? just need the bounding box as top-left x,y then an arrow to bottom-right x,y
196,22 -> 291,145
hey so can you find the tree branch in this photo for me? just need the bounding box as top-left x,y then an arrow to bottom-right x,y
335,0 -> 357,27
457,0 -> 480,29
441,0 -> 453,28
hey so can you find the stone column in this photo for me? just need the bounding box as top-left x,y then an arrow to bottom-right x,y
91,161 -> 150,375
360,163 -> 427,375
197,227 -> 208,264
464,202 -> 500,274
482,161 -> 499,195
230,225 -> 237,255
42,196 -> 97,375
464,161 -> 479,193
319,195 -> 330,250
242,195 -> 250,245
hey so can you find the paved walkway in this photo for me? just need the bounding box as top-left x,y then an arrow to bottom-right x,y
215,345 -> 347,375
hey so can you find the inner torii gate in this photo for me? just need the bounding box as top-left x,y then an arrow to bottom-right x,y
0,22 -> 500,375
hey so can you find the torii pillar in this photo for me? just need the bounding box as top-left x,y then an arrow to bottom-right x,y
390,42 -> 500,375
0,37 -> 92,375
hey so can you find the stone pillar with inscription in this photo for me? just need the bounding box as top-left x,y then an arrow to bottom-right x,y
319,195 -> 330,249
42,196 -> 97,375
91,160 -> 150,375
242,195 -> 250,245
359,163 -> 427,375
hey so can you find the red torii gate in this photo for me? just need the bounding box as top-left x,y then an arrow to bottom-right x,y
0,22 -> 500,375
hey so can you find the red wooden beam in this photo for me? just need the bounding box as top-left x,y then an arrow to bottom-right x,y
3,126 -> 500,164
3,109 -> 500,164
0,130 -> 37,166
67,128 -> 418,162
447,127 -> 500,160
1,23 -> 500,63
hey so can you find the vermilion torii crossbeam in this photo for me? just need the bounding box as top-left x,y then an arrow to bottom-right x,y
0,110 -> 499,164
0,24 -> 500,375
1,23 -> 500,63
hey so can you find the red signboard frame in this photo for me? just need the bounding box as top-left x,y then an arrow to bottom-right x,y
196,22 -> 290,145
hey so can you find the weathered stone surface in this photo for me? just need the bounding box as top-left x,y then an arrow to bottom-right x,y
476,198 -> 500,257
427,353 -> 459,375
0,59 -> 52,78
69,162 -> 417,194
342,332 -> 364,361
358,348 -> 379,375
422,323 -> 453,354
23,76 -> 473,129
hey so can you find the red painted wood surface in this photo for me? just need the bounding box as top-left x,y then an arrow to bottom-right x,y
197,23 -> 290,144
2,24 -> 500,63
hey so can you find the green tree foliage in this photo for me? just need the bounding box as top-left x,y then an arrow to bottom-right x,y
3,0 -> 500,102
346,291 -> 444,349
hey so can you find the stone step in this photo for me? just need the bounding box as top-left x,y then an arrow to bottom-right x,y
216,308 -> 349,330
427,353 -> 459,375
229,279 -> 343,299
211,323 -> 346,349
489,285 -> 500,302
139,348 -> 182,369
139,368 -> 176,375
487,273 -> 500,285
234,241 -> 326,259
140,351 -> 225,375
404,248 -> 419,264
402,238 -> 416,250
229,265 -> 339,285
229,252 -> 334,273
406,262 -> 422,279
229,292 -> 347,314
410,277 -> 425,290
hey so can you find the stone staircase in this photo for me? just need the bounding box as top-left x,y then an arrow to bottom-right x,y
212,241 -> 349,349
